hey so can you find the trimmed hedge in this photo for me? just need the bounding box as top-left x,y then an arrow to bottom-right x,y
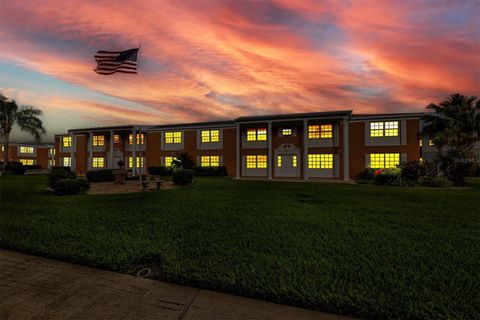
172,169 -> 194,186
0,162 -> 41,175
86,169 -> 114,182
53,179 -> 90,195
373,168 -> 407,186
48,168 -> 77,188
148,166 -> 173,176
194,166 -> 227,176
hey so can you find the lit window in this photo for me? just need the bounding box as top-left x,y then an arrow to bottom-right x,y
92,157 -> 104,168
292,155 -> 297,167
1,145 -> 3,151
369,153 -> 400,168
63,137 -> 72,147
246,128 -> 267,141
282,128 -> 292,136
308,154 -> 333,169
370,121 -> 399,137
384,121 -> 398,136
370,122 -> 384,137
129,134 -> 145,145
165,131 -> 182,144
429,140 -> 434,146
277,156 -> 282,167
246,155 -> 267,168
201,130 -> 220,143
113,135 -> 120,143
20,146 -> 34,154
49,159 -> 55,166
257,155 -> 267,168
201,155 -> 220,167
63,157 -> 71,167
92,135 -> 105,146
128,157 -> 144,168
308,125 -> 320,139
419,139 -> 422,147
49,148 -> 55,156
320,125 -> 333,138
19,159 -> 34,165
165,156 -> 175,166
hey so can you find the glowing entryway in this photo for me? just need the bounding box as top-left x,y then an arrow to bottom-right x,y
274,144 -> 301,178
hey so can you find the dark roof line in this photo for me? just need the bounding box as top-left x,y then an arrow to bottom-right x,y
235,110 -> 353,122
67,124 -> 149,133
149,120 -> 235,130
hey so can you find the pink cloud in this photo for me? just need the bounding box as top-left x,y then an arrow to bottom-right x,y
0,0 -> 478,137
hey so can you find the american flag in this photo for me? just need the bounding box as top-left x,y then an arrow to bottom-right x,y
94,48 -> 139,75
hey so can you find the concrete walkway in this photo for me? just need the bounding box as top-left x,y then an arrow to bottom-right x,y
0,249 -> 353,320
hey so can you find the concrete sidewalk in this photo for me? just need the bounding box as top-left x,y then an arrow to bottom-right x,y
0,249 -> 352,320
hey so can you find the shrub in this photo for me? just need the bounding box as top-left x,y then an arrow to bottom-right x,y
172,169 -> 194,186
373,168 -> 407,186
48,168 -> 76,188
467,162 -> 480,177
172,152 -> 195,169
399,161 -> 423,182
1,161 -> 26,175
420,176 -> 452,188
51,166 -> 71,173
194,166 -> 227,176
148,166 -> 173,176
53,179 -> 90,195
356,168 -> 376,180
86,169 -> 115,182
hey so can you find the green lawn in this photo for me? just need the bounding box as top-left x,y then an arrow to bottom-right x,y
1,175 -> 479,320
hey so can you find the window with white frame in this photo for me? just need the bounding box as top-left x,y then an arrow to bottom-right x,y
201,130 -> 220,143
246,155 -> 267,168
128,157 -> 144,168
165,131 -> 182,144
129,133 -> 144,145
63,157 -> 71,167
308,154 -> 333,169
92,157 -> 105,168
19,159 -> 35,165
201,155 -> 220,167
246,128 -> 267,141
369,153 -> 400,168
370,121 -> 399,137
20,146 -> 34,154
92,135 -> 105,146
63,137 -> 72,147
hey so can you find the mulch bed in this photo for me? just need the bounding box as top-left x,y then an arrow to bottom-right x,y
87,180 -> 176,195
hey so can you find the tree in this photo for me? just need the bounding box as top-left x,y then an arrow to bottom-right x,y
421,93 -> 480,185
1,93 -> 46,171
172,152 -> 195,169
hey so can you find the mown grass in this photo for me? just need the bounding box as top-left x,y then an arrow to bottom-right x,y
1,175 -> 479,319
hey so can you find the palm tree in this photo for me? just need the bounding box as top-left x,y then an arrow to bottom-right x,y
172,152 -> 195,169
421,93 -> 480,185
1,93 -> 46,171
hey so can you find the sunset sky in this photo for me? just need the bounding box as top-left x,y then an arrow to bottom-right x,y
0,0 -> 478,141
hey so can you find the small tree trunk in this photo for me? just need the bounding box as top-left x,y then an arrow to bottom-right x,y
3,133 -> 10,171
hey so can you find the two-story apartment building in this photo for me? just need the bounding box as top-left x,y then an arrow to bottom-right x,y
55,125 -> 148,176
55,110 -> 429,180
0,142 -> 55,169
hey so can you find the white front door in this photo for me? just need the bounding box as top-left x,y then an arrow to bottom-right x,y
275,154 -> 300,177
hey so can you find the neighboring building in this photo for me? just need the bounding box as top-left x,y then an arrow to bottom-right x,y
0,142 -> 55,169
54,111 -> 428,180
55,125 -> 148,176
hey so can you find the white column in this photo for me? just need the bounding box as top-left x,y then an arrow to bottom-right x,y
267,121 -> 272,180
109,130 -> 114,168
89,131 -> 93,171
343,117 -> 350,181
70,133 -> 75,171
132,130 -> 137,176
303,119 -> 308,180
235,124 -> 240,179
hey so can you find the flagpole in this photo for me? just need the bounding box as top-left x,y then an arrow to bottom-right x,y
138,42 -> 143,185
